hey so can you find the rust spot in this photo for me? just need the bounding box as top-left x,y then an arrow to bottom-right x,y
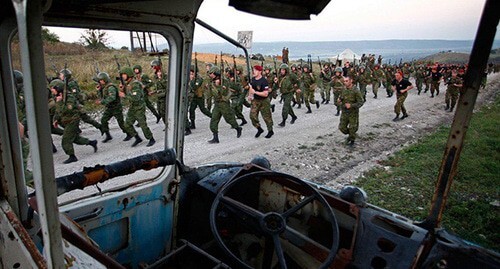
8,231 -> 15,240
464,102 -> 469,106
452,134 -> 456,139
456,130 -> 460,134
13,263 -> 21,268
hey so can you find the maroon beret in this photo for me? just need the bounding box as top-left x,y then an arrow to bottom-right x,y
253,65 -> 263,71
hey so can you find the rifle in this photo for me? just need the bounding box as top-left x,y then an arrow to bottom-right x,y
273,57 -> 278,76
317,56 -> 322,74
63,62 -> 68,105
114,55 -> 125,87
220,51 -> 224,83
195,52 -> 199,77
125,57 -> 131,67
232,55 -> 237,81
214,54 -> 218,66
308,54 -> 313,72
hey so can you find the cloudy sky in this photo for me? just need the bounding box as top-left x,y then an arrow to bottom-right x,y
48,0 -> 496,48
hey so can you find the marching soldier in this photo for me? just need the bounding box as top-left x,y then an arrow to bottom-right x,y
300,64 -> 320,114
330,67 -> 345,116
207,66 -> 242,143
445,69 -> 463,112
248,65 -> 274,138
371,64 -> 386,99
150,60 -> 168,124
319,63 -> 332,104
391,71 -> 413,121
227,69 -> 247,126
120,67 -> 156,147
337,76 -> 364,146
277,63 -> 299,127
415,65 -> 426,95
429,67 -> 442,98
50,79 -> 97,164
95,72 -> 127,143
188,67 -> 212,129
356,65 -> 371,101
384,65 -> 395,97
133,64 -> 161,123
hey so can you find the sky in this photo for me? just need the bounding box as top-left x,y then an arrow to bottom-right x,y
48,0 -> 496,48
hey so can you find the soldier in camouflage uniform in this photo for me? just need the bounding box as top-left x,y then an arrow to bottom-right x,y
249,65 -> 274,138
371,64 -> 386,99
384,65 -> 395,97
227,69 -> 247,126
391,71 -> 413,121
290,64 -> 303,108
356,65 -> 371,101
300,64 -> 320,114
429,67 -> 442,98
263,64 -> 278,112
133,64 -> 161,123
445,69 -> 463,112
319,63 -> 332,104
277,64 -> 299,127
337,76 -> 364,146
120,67 -> 156,147
204,63 -> 215,111
95,72 -> 126,143
330,67 -> 345,116
207,66 -> 242,143
415,66 -> 426,95
188,68 -> 212,129
50,79 -> 97,164
150,60 -> 168,124
13,71 -> 32,182
59,69 -> 103,133
401,62 -> 413,80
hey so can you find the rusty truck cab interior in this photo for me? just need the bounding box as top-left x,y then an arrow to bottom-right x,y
0,0 -> 499,268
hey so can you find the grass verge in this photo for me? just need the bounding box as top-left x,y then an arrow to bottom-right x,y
355,97 -> 500,252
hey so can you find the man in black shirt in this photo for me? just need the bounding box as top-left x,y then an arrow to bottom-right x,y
248,65 -> 274,138
391,71 -> 413,121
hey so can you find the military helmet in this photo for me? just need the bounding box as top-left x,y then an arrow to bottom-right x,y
59,68 -> 72,80
290,63 -> 297,69
302,64 -> 310,69
49,79 -> 65,93
150,60 -> 161,68
205,62 -> 214,69
359,65 -> 366,70
13,70 -> 23,86
264,64 -> 272,70
208,66 -> 220,75
236,66 -> 243,72
120,67 -> 134,77
335,67 -> 343,73
132,64 -> 142,73
97,72 -> 111,83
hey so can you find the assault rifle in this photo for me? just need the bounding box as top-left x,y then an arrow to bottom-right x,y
195,52 -> 199,77
220,51 -> 224,83
232,55 -> 237,82
114,55 -> 125,86
214,54 -> 218,66
63,62 -> 68,105
273,57 -> 278,76
308,54 -> 313,72
317,56 -> 322,74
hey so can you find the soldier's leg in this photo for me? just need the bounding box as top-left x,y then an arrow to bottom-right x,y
157,98 -> 166,123
221,103 -> 239,129
197,97 -> 212,117
394,97 -> 402,116
430,82 -> 436,96
281,94 -> 292,121
386,81 -> 392,96
445,90 -> 451,109
189,99 -> 197,124
359,84 -> 367,101
51,125 -> 64,136
124,109 -> 138,136
100,108 -> 113,133
145,96 -> 160,119
209,105 -> 222,133
61,120 -> 79,156
435,82 -> 440,95
450,92 -> 458,111
338,112 -> 349,135
136,107 -> 153,140
250,101 -> 261,128
348,112 -> 359,142
373,82 -> 379,98
113,108 -> 127,134
400,94 -> 408,116
80,112 -> 102,131
261,99 -> 274,132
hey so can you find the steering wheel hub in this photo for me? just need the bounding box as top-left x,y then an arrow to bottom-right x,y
260,212 -> 286,234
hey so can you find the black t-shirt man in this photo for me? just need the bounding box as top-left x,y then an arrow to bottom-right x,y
251,76 -> 269,100
392,77 -> 412,95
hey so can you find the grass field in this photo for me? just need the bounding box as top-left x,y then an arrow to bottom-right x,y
355,97 -> 500,251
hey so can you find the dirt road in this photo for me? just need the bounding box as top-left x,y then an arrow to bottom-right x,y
52,73 -> 499,201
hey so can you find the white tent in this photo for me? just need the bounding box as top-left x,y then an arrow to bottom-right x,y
332,49 -> 362,66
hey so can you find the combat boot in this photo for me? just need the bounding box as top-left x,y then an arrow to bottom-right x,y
271,104 -> 275,113
52,143 -> 57,153
123,134 -> 133,141
449,106 -> 454,112
185,127 -> 191,135
321,97 -> 326,104
255,127 -> 264,138
63,155 -> 78,164
208,132 -> 219,144
236,127 -> 242,138
306,107 -> 312,114
316,101 -> 320,109
190,121 -> 196,129
147,138 -> 156,147
292,100 -> 297,107
156,115 -> 161,124
131,135 -> 143,147
89,140 -> 98,153
278,119 -> 286,127
325,99 -> 330,104
401,114 -> 409,119
445,104 -> 450,110
392,115 -> 400,122
240,118 -> 247,126
103,131 -> 112,143
297,103 -> 301,109
264,131 -> 274,139
290,115 -> 297,124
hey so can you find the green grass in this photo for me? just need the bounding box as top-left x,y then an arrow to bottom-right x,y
355,98 -> 500,252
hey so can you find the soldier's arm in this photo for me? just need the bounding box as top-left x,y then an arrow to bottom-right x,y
351,90 -> 365,108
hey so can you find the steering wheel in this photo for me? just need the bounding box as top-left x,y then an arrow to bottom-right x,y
210,171 -> 339,269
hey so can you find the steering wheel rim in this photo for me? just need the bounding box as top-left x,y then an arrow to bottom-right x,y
210,171 -> 340,269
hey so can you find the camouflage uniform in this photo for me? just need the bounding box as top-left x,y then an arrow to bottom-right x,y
415,67 -> 426,95
371,66 -> 386,98
249,76 -> 273,136
98,77 -> 126,140
134,66 -> 161,122
207,69 -> 242,143
188,73 -> 211,128
122,74 -> 155,146
445,75 -> 462,112
330,71 -> 345,116
300,66 -> 319,113
319,67 -> 332,103
338,85 -> 364,143
430,69 -> 442,97
356,67 -> 371,101
278,65 -> 299,126
152,72 -> 168,124
384,67 -> 395,97
228,75 -> 247,125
